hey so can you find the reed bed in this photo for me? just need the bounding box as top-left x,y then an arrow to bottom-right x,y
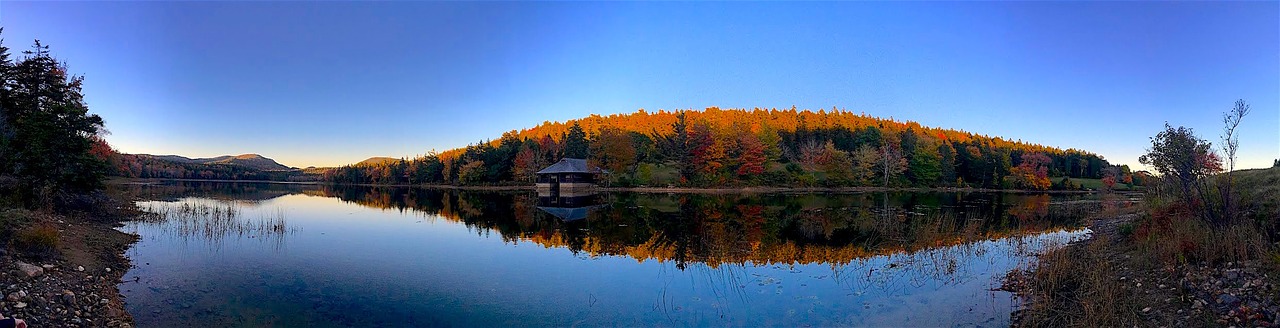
138,198 -> 297,248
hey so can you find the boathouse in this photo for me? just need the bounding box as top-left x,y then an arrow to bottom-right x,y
535,158 -> 604,197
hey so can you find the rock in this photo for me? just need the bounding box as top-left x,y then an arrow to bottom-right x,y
40,264 -> 54,270
1219,294 -> 1242,306
76,266 -> 85,272
16,262 -> 43,278
13,301 -> 26,309
1143,307 -> 1152,313
60,290 -> 76,306
105,267 -> 112,273
4,291 -> 21,302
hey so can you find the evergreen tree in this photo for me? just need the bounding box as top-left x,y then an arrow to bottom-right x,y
671,112 -> 692,183
562,122 -> 589,158
1,39 -> 108,203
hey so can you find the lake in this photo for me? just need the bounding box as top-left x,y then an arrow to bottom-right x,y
115,182 -> 1101,327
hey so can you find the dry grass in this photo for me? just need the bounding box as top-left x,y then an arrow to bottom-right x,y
1135,193 -> 1271,267
1014,234 -> 1141,327
13,223 -> 60,259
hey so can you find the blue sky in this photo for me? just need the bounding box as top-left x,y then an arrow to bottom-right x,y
1,1 -> 1276,169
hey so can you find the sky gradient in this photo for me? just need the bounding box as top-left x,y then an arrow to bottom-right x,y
1,1 -> 1276,169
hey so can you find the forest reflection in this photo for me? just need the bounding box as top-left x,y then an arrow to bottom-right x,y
120,182 -> 1098,269
311,185 -> 1095,269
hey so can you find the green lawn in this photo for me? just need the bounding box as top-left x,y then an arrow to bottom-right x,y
1052,176 -> 1137,190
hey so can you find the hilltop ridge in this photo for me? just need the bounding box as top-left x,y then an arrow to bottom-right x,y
138,153 -> 292,171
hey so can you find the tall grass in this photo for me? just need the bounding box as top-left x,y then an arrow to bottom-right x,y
1015,234 -> 1140,327
138,198 -> 296,249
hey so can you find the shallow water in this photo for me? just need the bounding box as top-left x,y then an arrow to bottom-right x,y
117,182 -> 1094,327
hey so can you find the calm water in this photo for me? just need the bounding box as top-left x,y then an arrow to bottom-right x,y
116,182 -> 1098,327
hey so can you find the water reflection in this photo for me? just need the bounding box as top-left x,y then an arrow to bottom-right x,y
306,186 -> 1090,269
536,195 -> 605,221
134,197 -> 297,251
115,181 -> 1100,326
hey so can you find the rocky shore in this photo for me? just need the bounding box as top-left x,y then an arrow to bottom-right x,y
1007,213 -> 1280,327
1,209 -> 137,327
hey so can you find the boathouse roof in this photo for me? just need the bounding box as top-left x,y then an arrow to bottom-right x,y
536,158 -> 605,175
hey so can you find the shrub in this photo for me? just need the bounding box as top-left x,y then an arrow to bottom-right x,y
12,223 -> 60,259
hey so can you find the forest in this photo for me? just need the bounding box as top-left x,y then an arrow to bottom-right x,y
324,107 -> 1142,190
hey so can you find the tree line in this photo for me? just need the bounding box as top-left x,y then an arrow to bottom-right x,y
326,107 -> 1135,190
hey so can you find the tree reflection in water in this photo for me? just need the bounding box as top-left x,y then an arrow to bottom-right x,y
115,181 -> 1104,326
301,185 -> 1095,268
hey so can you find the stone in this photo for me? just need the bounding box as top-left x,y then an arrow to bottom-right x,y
40,264 -> 54,270
4,291 -> 20,302
105,267 -> 112,273
1143,307 -> 1152,313
76,265 -> 85,272
13,302 -> 26,309
1219,294 -> 1241,306
60,290 -> 76,306
16,262 -> 43,278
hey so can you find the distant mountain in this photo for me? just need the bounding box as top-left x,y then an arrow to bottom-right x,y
141,153 -> 292,171
356,157 -> 400,167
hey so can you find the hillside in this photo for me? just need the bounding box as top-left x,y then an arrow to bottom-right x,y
325,107 -> 1133,189
356,157 -> 400,167
139,153 -> 291,171
103,150 -> 316,182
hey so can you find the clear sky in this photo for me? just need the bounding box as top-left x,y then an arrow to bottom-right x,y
1,1 -> 1276,169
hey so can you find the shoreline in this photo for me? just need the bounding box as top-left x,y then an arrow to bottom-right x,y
112,178 -> 1109,194
1,200 -> 138,327
1005,208 -> 1280,326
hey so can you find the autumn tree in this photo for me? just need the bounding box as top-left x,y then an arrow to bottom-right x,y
1139,123 -> 1223,223
735,130 -> 766,177
1100,166 -> 1121,191
877,142 -> 907,187
687,121 -> 726,184
818,141 -> 855,186
1007,153 -> 1052,190
851,146 -> 879,185
590,126 -> 636,175
511,143 -> 540,183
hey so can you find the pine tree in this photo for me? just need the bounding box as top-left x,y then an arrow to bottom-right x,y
562,122 -> 589,158
2,40 -> 108,202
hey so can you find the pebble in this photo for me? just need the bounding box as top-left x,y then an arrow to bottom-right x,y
13,302 -> 26,309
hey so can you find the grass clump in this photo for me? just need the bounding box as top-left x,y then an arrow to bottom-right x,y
12,223 -> 60,259
1015,234 -> 1141,327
